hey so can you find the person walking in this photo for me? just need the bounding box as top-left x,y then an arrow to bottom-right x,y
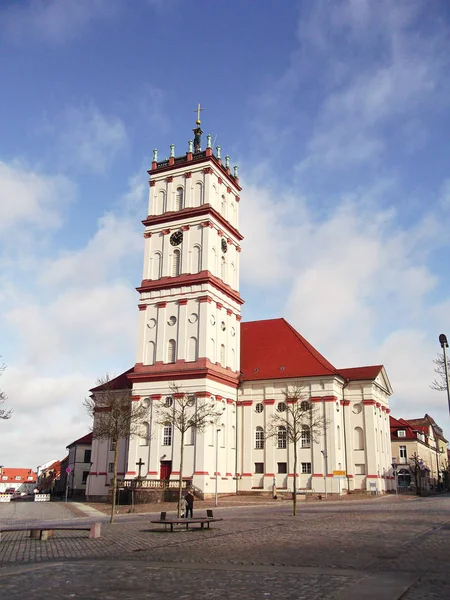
185,489 -> 194,519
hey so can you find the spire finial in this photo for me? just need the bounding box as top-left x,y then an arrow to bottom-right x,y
194,102 -> 204,125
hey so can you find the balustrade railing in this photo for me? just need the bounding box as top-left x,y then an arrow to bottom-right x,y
117,478 -> 192,490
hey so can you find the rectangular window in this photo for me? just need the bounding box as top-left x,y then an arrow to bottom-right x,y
254,463 -> 264,474
27,476 -> 33,481
15,476 -> 21,480
84,450 -> 92,463
277,427 -> 287,449
110,440 -> 117,451
277,462 -> 287,474
399,445 -> 407,464
82,471 -> 89,484
354,464 -> 366,475
1,476 -> 7,480
163,425 -> 172,446
301,462 -> 312,474
108,463 -> 114,473
301,428 -> 311,448
397,430 -> 406,438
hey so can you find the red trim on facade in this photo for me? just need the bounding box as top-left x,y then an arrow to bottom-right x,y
171,471 -> 180,475
90,472 -> 98,476
263,399 -> 275,405
150,180 -> 156,187
130,395 -> 140,402
173,393 -> 184,399
156,302 -> 167,308
376,402 -> 381,408
363,400 -> 376,406
386,409 -> 391,414
203,167 -> 212,174
193,471 -> 209,475
126,471 -> 137,476
138,304 -> 147,311
216,302 -> 223,309
166,176 -> 173,183
323,396 -> 337,403
137,270 -> 243,305
226,309 -> 232,316
151,394 -> 162,400
326,474 -> 334,478
218,177 -> 223,184
366,475 -> 379,478
312,474 -> 323,477
143,232 -> 152,238
130,358 -> 240,388
178,299 -> 188,305
181,225 -> 190,231
226,398 -> 234,404
195,391 -> 210,398
340,400 -> 350,406
142,204 -> 244,241
236,315 -> 242,321
147,471 -> 158,475
264,473 -> 275,477
310,396 -> 322,403
241,473 -> 252,477
238,400 -> 253,406
185,172 -> 192,178
98,472 -> 107,476
198,296 -> 212,303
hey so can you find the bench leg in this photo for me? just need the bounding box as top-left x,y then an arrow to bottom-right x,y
89,523 -> 101,539
40,530 -> 53,541
170,523 -> 174,533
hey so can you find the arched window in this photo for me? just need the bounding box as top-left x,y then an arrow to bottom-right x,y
220,343 -> 225,366
187,336 -> 198,362
337,425 -> 341,450
140,422 -> 150,446
175,187 -> 184,211
354,427 -> 364,450
230,262 -> 236,289
231,425 -> 236,449
221,256 -> 226,280
146,341 -> 155,365
301,400 -> 310,411
277,426 -> 287,449
152,252 -> 162,280
221,195 -> 226,217
255,426 -> 264,449
301,426 -> 311,448
230,202 -> 235,226
167,339 -> 176,363
211,338 -> 215,362
375,428 -> 378,451
186,425 -> 196,445
194,182 -> 203,207
221,424 -> 226,447
191,245 -> 201,273
211,247 -> 217,275
172,249 -> 181,277
156,190 -> 165,214
231,348 -> 235,370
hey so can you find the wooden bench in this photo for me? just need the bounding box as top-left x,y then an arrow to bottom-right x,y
151,510 -> 223,533
0,522 -> 101,541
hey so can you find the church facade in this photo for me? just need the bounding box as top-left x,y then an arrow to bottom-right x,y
87,117 -> 394,500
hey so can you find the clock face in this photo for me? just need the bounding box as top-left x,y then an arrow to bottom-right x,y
170,231 -> 183,246
221,238 -> 228,253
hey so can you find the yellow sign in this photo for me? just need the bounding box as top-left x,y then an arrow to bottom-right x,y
333,470 -> 346,476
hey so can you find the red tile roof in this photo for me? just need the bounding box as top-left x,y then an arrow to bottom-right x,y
0,468 -> 37,484
90,368 -> 133,392
240,318 -> 338,381
338,365 -> 383,381
67,432 -> 93,448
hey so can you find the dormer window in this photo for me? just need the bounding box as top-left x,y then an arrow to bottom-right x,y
397,430 -> 406,438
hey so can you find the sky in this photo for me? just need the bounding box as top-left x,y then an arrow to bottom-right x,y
1,0 -> 450,469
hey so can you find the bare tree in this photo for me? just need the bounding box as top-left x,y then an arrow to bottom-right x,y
0,362 -> 12,420
265,384 -> 329,516
431,354 -> 450,392
84,374 -> 148,523
153,383 -> 223,517
409,452 -> 424,495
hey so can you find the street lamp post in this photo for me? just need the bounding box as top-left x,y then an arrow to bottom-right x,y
215,428 -> 221,507
321,450 -> 328,499
439,334 -> 450,417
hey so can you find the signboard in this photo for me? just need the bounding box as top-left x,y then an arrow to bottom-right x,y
333,470 -> 346,478
34,494 -> 51,502
66,467 -> 72,474
0,494 -> 11,503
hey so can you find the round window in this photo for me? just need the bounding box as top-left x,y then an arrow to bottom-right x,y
255,403 -> 264,413
210,315 -> 216,325
277,402 -> 287,413
142,397 -> 151,408
167,316 -> 177,326
221,321 -> 226,331
188,313 -> 198,324
147,318 -> 157,329
231,327 -> 236,337
352,403 -> 362,414
165,396 -> 173,408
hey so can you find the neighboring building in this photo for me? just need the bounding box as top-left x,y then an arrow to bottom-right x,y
88,116 -> 394,500
390,415 -> 447,492
54,455 -> 69,498
37,460 -> 60,493
65,433 -> 93,498
0,467 -> 37,494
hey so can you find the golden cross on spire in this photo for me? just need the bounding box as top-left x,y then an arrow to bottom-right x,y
194,103 -> 204,125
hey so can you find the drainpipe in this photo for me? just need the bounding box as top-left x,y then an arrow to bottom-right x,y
235,372 -> 242,494
341,378 -> 350,493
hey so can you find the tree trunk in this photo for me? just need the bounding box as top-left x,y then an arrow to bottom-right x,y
293,442 -> 297,516
177,431 -> 185,517
110,440 -> 119,524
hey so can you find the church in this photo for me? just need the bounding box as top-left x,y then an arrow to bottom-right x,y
87,112 -> 394,500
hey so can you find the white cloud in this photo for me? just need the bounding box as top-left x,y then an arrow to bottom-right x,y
1,0 -> 119,44
0,160 -> 73,234
56,105 -> 127,173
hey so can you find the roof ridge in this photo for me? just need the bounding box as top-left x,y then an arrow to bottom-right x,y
281,319 -> 337,374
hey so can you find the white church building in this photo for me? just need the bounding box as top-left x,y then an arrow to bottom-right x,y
87,115 -> 394,500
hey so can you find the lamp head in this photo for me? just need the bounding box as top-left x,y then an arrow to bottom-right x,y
439,333 -> 448,348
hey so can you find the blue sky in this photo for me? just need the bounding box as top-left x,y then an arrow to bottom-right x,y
1,0 -> 450,468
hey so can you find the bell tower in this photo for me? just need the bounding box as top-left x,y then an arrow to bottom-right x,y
127,108 -> 243,493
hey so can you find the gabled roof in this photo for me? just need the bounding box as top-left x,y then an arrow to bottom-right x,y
90,368 -> 134,392
67,432 -> 93,448
390,416 -> 417,440
0,468 -> 37,483
240,318 -> 338,382
338,366 -> 383,380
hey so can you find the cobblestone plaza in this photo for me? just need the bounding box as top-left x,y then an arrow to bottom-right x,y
1,495 -> 450,599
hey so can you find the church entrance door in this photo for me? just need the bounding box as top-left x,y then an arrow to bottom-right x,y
160,461 -> 172,481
